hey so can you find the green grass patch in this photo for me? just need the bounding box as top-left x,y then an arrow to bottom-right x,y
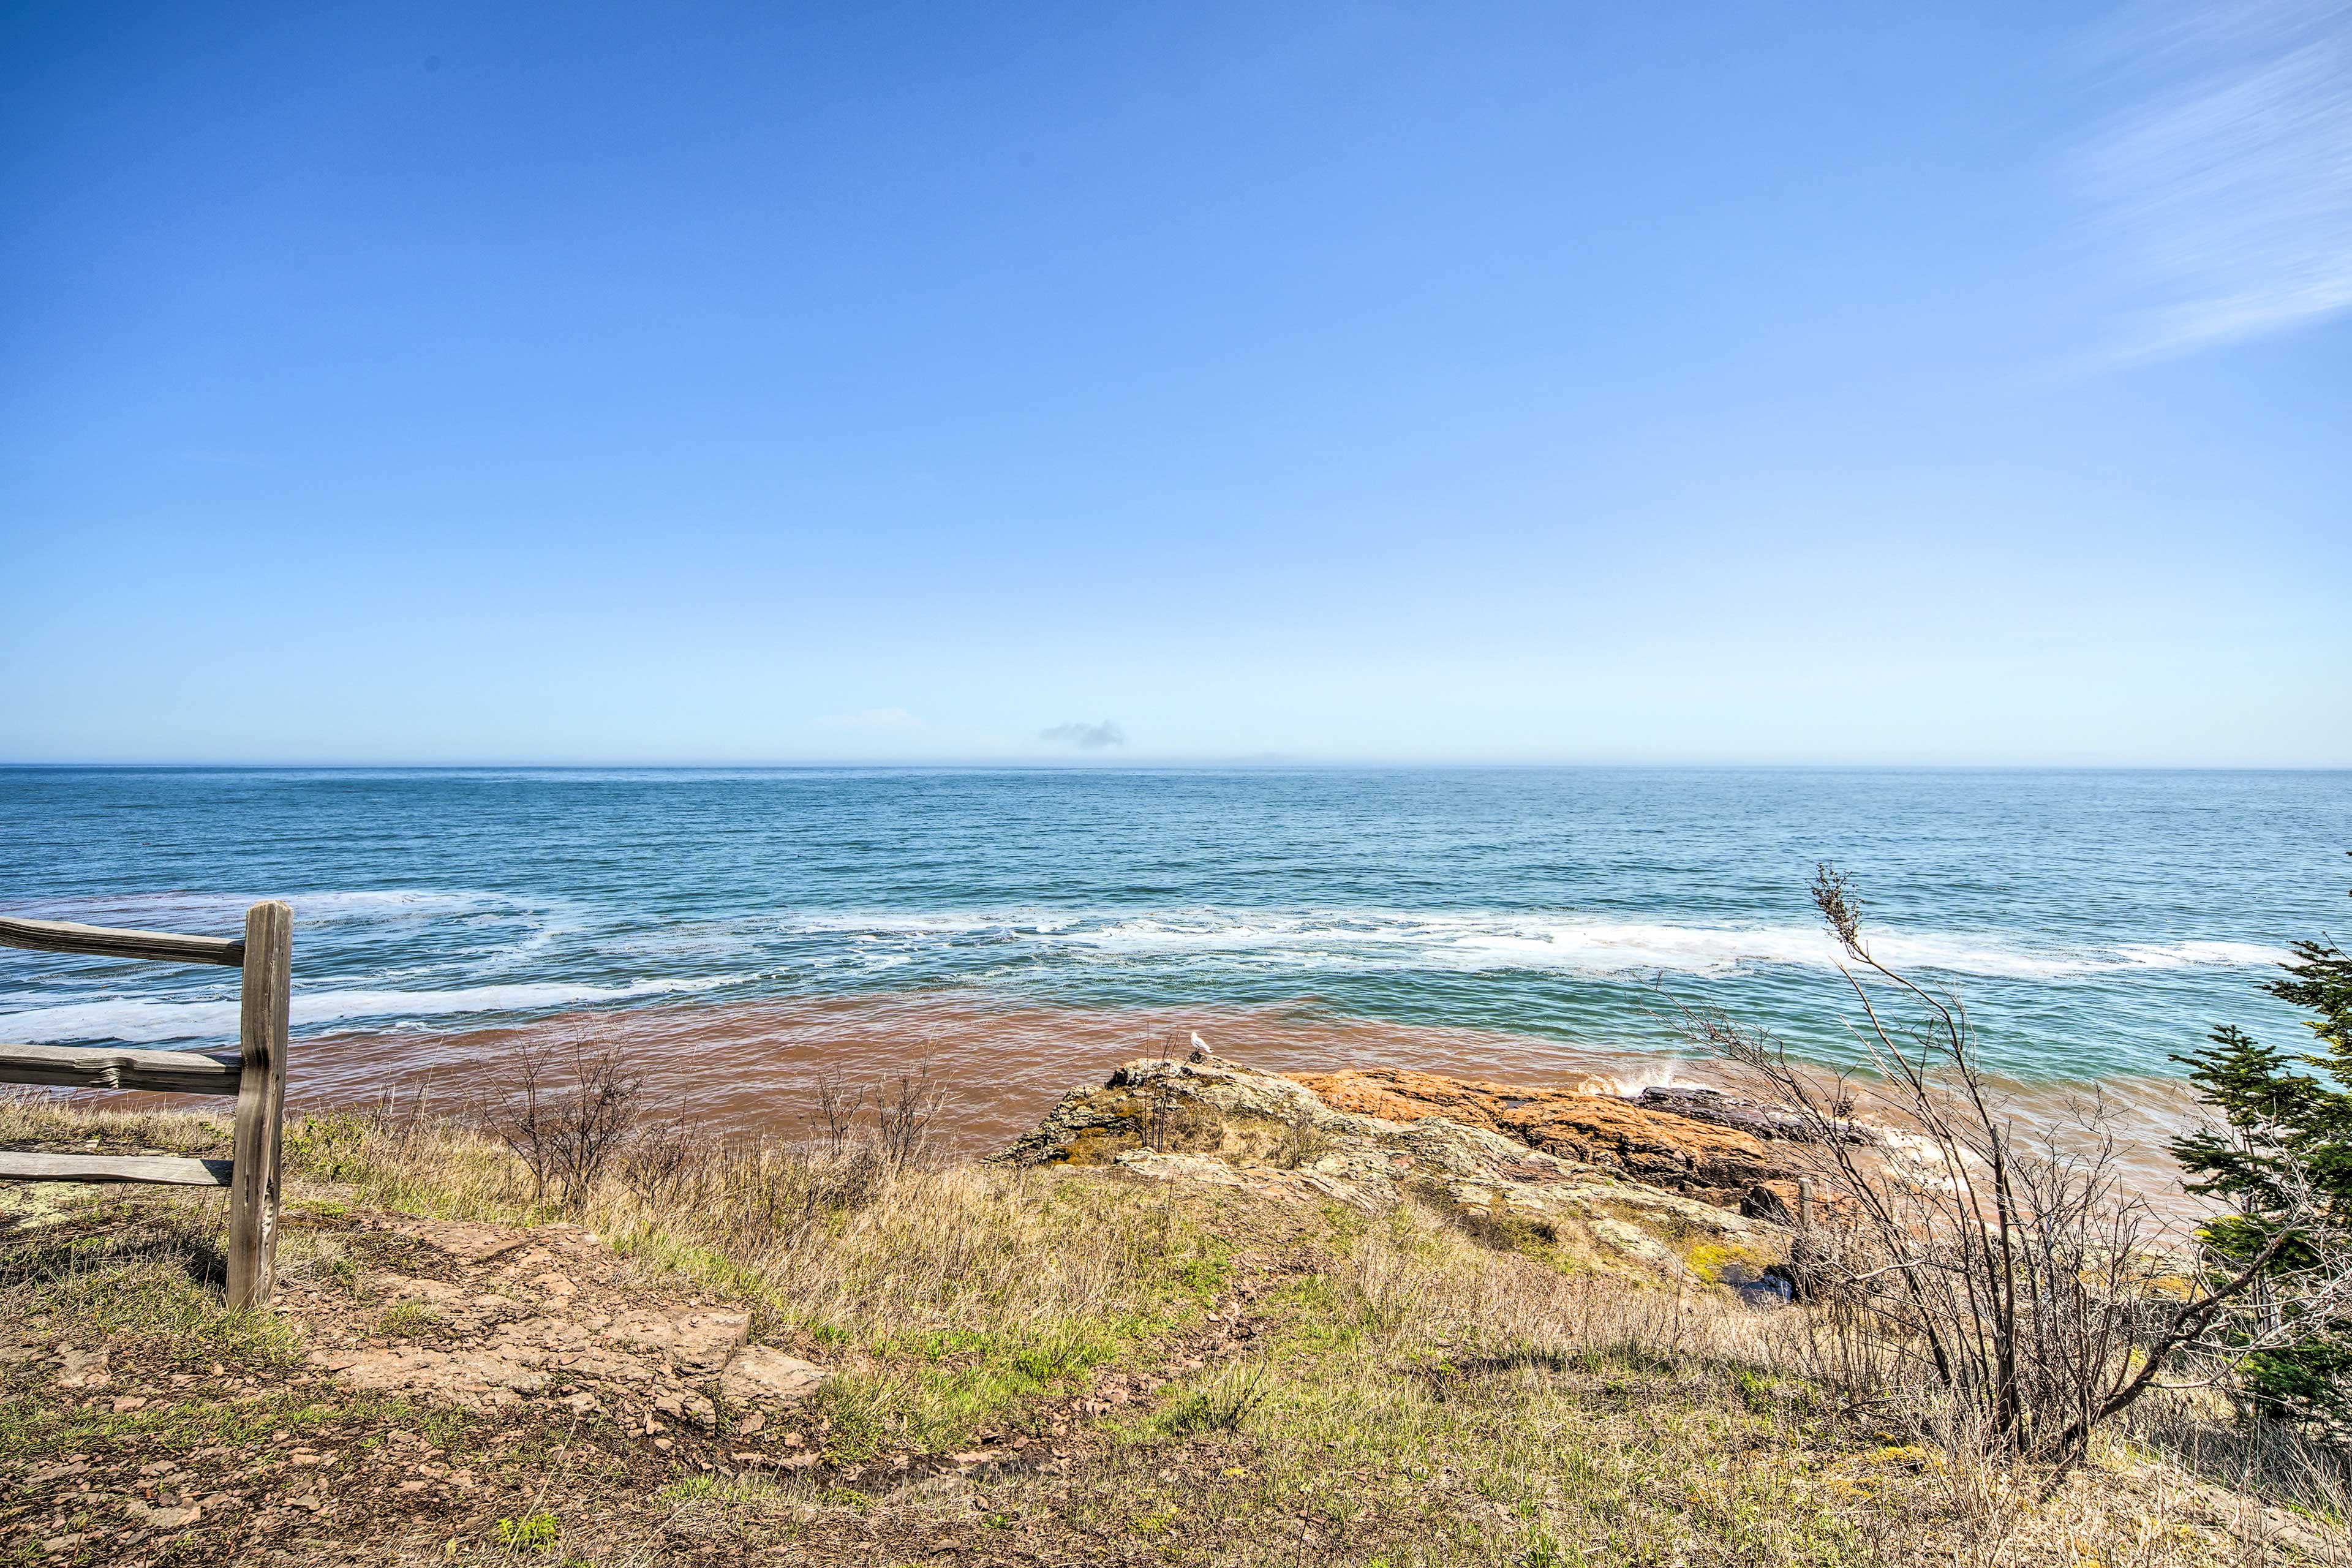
607,1230 -> 776,1303
820,1313 -> 1149,1457
492,1509 -> 562,1551
284,1112 -> 376,1183
6,1222 -> 303,1373
378,1300 -> 443,1338
1145,1362 -> 1273,1438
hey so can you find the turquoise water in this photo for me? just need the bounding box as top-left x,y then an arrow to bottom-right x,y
2,767 -> 2344,1095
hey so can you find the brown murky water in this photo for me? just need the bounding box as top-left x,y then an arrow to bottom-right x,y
281,991 -> 1691,1151
52,988 -> 2212,1208
213,989 -> 2207,1198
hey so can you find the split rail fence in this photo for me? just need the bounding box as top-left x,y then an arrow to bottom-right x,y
0,901 -> 292,1306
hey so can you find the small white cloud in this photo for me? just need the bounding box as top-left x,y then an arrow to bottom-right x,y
2078,0 -> 2352,360
820,707 -> 924,731
1038,720 -> 1128,749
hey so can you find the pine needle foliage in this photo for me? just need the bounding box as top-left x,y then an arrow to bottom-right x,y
2172,851 -> 2352,1440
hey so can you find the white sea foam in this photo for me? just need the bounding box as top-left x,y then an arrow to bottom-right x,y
760,908 -> 2291,979
0,974 -> 743,1045
1,893 -> 2286,1046
3,888 -> 591,990
2113,939 -> 2286,969
1573,1061 -> 1709,1098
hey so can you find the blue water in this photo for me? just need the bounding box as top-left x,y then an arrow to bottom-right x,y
1,767 -> 2345,1090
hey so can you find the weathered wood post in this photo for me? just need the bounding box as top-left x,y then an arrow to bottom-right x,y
1,902 -> 295,1302
1796,1175 -> 1814,1231
226,900 -> 292,1309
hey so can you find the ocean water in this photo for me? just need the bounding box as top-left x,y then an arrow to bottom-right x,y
2,767 -> 2345,1154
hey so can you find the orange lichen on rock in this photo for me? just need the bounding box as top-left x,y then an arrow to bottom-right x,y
1287,1067 -> 1788,1208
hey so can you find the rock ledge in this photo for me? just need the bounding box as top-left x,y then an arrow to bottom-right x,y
1001,1050 -> 1785,1286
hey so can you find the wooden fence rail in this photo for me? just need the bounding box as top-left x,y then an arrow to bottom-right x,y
0,902 -> 292,1307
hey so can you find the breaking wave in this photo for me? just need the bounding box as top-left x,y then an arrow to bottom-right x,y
760,908 -> 2287,980
0,974 -> 745,1046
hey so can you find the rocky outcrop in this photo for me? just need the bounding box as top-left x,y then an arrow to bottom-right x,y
1000,1050 -> 1785,1287
1287,1067 -> 1803,1210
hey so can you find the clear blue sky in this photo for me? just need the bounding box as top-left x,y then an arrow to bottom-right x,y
4,1 -> 2346,765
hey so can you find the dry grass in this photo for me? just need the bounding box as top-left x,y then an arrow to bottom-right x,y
279,1101 -> 1223,1336
1152,1200 -> 2340,1567
2,1093 -> 2344,1566
233,1097 -> 1231,1458
0,1092 -> 235,1158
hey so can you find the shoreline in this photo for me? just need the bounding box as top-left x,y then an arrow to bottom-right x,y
47,989 -> 2217,1199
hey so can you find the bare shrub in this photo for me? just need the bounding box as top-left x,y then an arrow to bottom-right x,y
651,1133 -> 886,1244
620,1115 -> 698,1208
873,1057 -> 946,1170
808,1067 -> 864,1155
1677,864 -> 2340,1473
618,1061 -> 956,1243
494,1036 -> 644,1213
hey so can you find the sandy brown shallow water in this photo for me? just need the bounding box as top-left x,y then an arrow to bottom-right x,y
67,988 -> 2214,1202
282,992 -> 1703,1152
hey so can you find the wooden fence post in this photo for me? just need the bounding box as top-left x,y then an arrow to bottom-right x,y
226,900 -> 292,1309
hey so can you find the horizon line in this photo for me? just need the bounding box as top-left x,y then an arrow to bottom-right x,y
5,760 -> 2350,774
